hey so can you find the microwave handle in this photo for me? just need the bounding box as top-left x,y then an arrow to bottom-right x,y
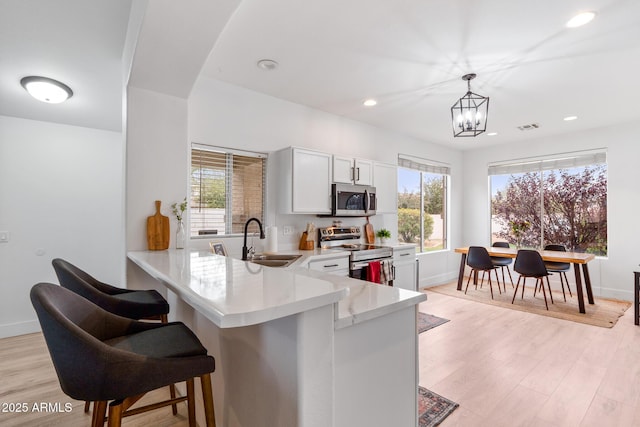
364,189 -> 369,213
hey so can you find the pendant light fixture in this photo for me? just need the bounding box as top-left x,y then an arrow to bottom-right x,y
450,73 -> 489,137
20,76 -> 73,103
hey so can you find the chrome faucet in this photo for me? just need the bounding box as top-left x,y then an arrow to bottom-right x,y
242,217 -> 265,260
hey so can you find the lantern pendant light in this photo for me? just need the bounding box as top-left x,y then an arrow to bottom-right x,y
450,73 -> 489,137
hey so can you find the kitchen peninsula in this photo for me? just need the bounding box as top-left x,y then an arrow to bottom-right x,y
128,249 -> 426,427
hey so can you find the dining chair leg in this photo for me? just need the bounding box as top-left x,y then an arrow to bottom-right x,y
488,271 -> 494,299
493,269 -> 502,294
506,266 -> 514,288
107,400 -> 124,427
521,277 -> 526,299
512,276 -> 522,304
563,272 -> 572,297
200,373 -> 217,427
92,401 -> 107,427
558,272 -> 567,302
539,278 -> 549,310
545,276 -> 554,304
84,401 -> 91,413
187,378 -> 196,427
465,271 -> 473,294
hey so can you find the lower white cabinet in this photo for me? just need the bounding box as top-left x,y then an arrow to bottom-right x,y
308,254 -> 350,277
392,246 -> 417,291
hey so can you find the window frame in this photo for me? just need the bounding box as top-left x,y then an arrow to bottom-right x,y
189,143 -> 267,239
397,155 -> 450,253
488,149 -> 607,255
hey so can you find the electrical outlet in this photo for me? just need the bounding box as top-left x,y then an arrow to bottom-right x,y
283,226 -> 294,235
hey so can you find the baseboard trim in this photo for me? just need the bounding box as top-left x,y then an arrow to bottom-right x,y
0,320 -> 41,339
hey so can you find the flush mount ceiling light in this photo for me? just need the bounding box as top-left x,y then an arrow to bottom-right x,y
450,73 -> 489,137
564,115 -> 578,121
566,11 -> 596,28
256,59 -> 278,70
363,99 -> 377,107
20,76 -> 73,103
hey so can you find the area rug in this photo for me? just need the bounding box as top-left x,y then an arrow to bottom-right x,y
418,312 -> 450,333
418,386 -> 459,427
428,280 -> 630,328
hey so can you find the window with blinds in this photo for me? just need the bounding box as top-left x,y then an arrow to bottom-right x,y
489,149 -> 607,255
397,154 -> 450,253
190,144 -> 266,237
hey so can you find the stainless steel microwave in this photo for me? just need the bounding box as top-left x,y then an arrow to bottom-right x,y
331,183 -> 376,217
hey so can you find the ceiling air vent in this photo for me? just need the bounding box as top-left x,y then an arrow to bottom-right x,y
517,123 -> 540,131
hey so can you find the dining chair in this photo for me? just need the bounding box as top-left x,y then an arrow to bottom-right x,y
491,241 -> 514,291
52,258 -> 169,321
465,246 -> 502,299
512,249 -> 553,310
543,244 -> 572,302
30,282 -> 217,427
52,258 -> 173,414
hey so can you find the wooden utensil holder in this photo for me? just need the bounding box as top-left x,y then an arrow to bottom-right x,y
299,232 -> 315,250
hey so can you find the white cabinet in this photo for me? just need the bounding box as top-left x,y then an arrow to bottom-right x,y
373,162 -> 397,213
333,156 -> 373,186
392,246 -> 417,291
275,147 -> 332,214
308,254 -> 350,277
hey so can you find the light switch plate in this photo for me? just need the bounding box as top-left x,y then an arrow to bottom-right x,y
0,231 -> 9,243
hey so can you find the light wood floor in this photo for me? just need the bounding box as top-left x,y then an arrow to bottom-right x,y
2,286 -> 638,427
419,287 -> 640,427
0,333 -> 191,426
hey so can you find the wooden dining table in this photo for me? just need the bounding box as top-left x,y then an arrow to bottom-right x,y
454,247 -> 596,313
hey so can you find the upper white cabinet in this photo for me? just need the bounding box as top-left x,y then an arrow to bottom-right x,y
333,156 -> 373,186
373,161 -> 397,214
275,147 -> 332,214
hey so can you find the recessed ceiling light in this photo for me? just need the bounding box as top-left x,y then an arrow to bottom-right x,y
564,115 -> 578,121
566,11 -> 596,28
487,132 -> 498,136
363,99 -> 377,107
257,59 -> 278,70
20,76 -> 73,103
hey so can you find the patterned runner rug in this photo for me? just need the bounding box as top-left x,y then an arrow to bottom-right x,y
418,312 -> 450,333
418,386 -> 459,427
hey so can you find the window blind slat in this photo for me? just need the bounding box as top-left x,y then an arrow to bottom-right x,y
191,145 -> 266,237
398,154 -> 451,175
488,150 -> 606,175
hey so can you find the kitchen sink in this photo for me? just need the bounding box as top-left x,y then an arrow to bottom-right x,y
250,254 -> 301,268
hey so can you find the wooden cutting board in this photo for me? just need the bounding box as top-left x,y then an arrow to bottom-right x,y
147,200 -> 170,250
365,217 -> 375,243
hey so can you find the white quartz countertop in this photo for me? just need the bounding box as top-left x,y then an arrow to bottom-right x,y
128,249 -> 426,330
128,250 -> 348,328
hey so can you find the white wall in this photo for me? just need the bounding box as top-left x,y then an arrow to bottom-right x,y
0,115 -> 124,338
461,120 -> 640,300
188,77 -> 464,286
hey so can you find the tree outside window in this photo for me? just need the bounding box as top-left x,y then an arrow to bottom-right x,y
491,162 -> 607,256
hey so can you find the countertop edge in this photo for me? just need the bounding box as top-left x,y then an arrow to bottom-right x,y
128,251 -> 349,328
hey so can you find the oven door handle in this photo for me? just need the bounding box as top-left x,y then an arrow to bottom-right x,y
351,260 -> 392,270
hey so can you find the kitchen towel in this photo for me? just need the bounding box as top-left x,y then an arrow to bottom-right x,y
380,260 -> 392,285
367,261 -> 381,284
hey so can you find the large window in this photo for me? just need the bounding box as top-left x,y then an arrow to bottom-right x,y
490,150 -> 607,255
190,144 -> 266,237
397,155 -> 449,252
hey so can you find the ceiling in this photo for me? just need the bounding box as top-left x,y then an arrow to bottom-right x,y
2,0 -> 640,149
0,0 -> 132,132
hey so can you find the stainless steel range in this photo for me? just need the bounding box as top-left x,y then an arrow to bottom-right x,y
317,226 -> 393,283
